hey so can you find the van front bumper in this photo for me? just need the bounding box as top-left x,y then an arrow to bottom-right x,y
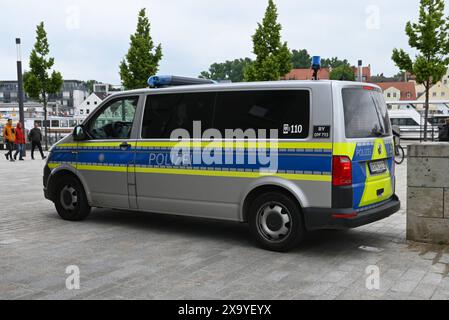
303,195 -> 401,230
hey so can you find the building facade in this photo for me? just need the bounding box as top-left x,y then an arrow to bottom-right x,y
75,92 -> 108,117
0,80 -> 88,117
415,70 -> 449,114
376,82 -> 417,103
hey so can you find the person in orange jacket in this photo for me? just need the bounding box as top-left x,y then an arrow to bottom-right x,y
13,122 -> 26,161
3,119 -> 15,162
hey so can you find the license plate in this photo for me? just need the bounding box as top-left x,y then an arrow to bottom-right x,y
369,160 -> 387,174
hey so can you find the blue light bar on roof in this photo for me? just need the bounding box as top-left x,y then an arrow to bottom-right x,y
148,75 -> 216,88
148,75 -> 172,88
311,56 -> 321,69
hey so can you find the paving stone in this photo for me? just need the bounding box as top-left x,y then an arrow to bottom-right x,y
1,158 -> 449,300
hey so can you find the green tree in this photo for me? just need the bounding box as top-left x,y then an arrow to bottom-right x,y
244,0 -> 292,81
392,0 -> 449,140
200,58 -> 252,82
291,50 -> 351,69
23,22 -> 63,150
329,64 -> 356,81
322,57 -> 350,69
120,8 -> 162,90
291,49 -> 311,68
83,80 -> 99,93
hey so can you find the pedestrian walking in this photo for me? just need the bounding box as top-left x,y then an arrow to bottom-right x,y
438,118 -> 449,142
2,119 -> 15,162
28,122 -> 46,160
13,122 -> 26,161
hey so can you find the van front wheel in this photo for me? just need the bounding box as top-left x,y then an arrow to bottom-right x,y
248,192 -> 305,252
54,175 -> 91,221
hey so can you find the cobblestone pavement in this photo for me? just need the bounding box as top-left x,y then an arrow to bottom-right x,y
1,156 -> 449,300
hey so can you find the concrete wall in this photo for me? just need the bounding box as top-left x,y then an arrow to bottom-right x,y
407,143 -> 449,244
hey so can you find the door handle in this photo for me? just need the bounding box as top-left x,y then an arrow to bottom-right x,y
120,142 -> 131,150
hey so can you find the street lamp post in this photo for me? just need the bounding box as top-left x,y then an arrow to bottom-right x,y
16,38 -> 26,156
358,60 -> 363,82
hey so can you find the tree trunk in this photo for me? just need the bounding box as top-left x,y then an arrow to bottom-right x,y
43,92 -> 48,151
422,82 -> 430,141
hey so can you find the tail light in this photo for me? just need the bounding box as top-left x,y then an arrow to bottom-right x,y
332,156 -> 352,186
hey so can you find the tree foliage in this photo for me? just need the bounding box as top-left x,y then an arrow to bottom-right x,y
321,57 -> 350,69
120,8 -> 162,90
329,64 -> 355,81
23,22 -> 63,101
203,49 -> 353,81
392,0 -> 449,140
200,58 -> 252,82
244,0 -> 292,81
291,49 -> 311,68
83,80 -> 99,94
23,22 -> 63,150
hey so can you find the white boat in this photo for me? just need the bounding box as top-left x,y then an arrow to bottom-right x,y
388,109 -> 438,140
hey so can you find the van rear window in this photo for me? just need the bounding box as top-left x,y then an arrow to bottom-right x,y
342,88 -> 391,138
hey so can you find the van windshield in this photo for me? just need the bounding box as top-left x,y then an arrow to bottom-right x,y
342,87 -> 391,138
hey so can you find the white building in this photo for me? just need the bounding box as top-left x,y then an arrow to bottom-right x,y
75,92 -> 107,118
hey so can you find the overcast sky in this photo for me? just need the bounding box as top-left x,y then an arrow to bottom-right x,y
0,0 -> 441,84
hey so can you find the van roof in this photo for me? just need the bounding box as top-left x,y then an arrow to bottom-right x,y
109,80 -> 380,96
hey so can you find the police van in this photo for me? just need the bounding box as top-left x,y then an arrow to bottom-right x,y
43,76 -> 400,252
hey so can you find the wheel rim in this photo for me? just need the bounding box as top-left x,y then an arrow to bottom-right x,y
256,202 -> 292,243
60,185 -> 78,211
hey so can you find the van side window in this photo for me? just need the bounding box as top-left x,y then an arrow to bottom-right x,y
141,93 -> 215,139
214,90 -> 310,139
87,96 -> 138,140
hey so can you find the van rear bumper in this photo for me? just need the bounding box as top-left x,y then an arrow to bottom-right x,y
303,195 -> 401,230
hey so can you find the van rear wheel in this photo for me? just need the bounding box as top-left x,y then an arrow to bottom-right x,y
248,192 -> 305,252
54,175 -> 91,221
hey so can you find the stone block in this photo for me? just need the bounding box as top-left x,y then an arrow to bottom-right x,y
407,187 -> 444,218
408,143 -> 449,158
408,157 -> 449,188
407,215 -> 449,244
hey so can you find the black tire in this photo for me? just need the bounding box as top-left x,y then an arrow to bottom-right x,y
394,145 -> 405,165
53,175 -> 91,221
248,192 -> 305,252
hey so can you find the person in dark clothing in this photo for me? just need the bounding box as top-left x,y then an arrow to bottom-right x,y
28,123 -> 46,160
438,118 -> 449,142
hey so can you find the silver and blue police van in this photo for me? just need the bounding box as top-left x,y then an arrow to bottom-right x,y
43,75 -> 400,252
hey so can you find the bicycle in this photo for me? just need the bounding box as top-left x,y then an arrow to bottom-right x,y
394,143 -> 405,164
393,132 -> 405,165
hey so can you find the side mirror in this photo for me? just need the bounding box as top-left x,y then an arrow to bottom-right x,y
73,125 -> 88,141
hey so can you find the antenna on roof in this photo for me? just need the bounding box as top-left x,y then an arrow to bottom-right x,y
311,56 -> 321,81
148,75 -> 216,88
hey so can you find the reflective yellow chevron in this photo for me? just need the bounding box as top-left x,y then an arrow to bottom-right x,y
333,142 -> 357,159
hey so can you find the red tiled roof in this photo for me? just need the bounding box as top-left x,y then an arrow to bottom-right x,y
284,68 -> 330,80
284,66 -> 371,81
352,66 -> 371,82
375,82 -> 417,100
